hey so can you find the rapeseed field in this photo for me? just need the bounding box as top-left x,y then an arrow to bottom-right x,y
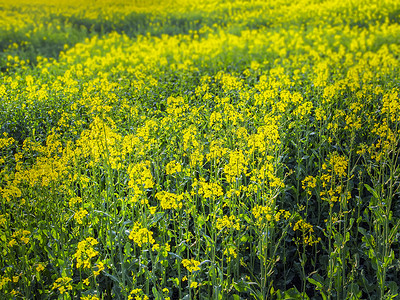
1,0 -> 400,299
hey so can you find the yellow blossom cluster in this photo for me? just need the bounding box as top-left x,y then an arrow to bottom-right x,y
302,176 -> 317,195
74,208 -> 88,225
81,295 -> 100,300
73,237 -> 99,269
0,134 -> 14,150
216,215 -> 240,231
382,90 -> 400,122
323,153 -> 348,178
275,210 -> 291,222
51,276 -> 73,295
206,141 -> 228,163
192,178 -> 224,198
129,223 -> 155,247
252,205 -> 273,223
155,191 -> 184,210
293,219 -> 321,246
128,288 -> 149,300
166,96 -> 188,117
165,160 -> 182,175
93,261 -> 105,277
182,258 -> 201,273
250,162 -> 284,188
128,161 -> 154,190
76,117 -> 123,169
223,246 -> 238,262
224,150 -> 248,183
320,185 -> 351,204
9,229 -> 30,247
69,196 -> 83,208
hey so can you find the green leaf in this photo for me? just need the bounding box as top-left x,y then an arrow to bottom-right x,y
364,184 -> 379,200
168,277 -> 180,287
387,281 -> 398,295
358,227 -> 367,237
148,212 -> 165,226
282,287 -> 310,299
197,214 -> 206,226
389,219 -> 400,242
347,283 -> 362,299
232,281 -> 249,292
308,274 -> 327,300
124,241 -> 131,256
103,271 -> 121,284
307,277 -> 323,289
199,260 -> 211,266
152,287 -> 162,299
168,252 -> 182,260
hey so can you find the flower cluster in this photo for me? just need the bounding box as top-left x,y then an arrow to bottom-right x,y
9,229 -> 30,247
302,176 -> 317,195
224,150 -> 248,183
216,215 -> 240,231
192,178 -> 224,198
182,258 -> 201,272
293,219 -> 321,246
165,160 -> 182,175
155,191 -> 184,210
73,237 -> 99,269
51,276 -> 73,295
129,223 -> 155,247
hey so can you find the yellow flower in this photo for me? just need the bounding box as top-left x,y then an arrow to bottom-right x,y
128,161 -> 154,189
0,276 -> 11,290
81,295 -> 100,300
9,229 -> 31,246
224,150 -> 248,183
155,191 -> 183,210
275,209 -> 291,222
52,276 -> 73,295
293,219 -> 320,246
36,263 -> 46,272
223,246 -> 238,262
74,208 -> 88,225
129,223 -> 155,247
328,153 -> 348,177
252,205 -> 273,223
192,178 -> 223,198
0,135 -> 14,150
216,215 -> 240,231
382,90 -> 400,122
73,237 -> 99,269
152,243 -> 160,251
128,288 -> 148,300
165,160 -> 182,175
93,261 -> 105,277
182,258 -> 201,272
149,206 -> 157,214
302,176 -> 317,195
206,140 -> 228,163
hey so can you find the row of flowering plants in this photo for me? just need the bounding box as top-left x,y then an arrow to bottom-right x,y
1,0 -> 400,299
